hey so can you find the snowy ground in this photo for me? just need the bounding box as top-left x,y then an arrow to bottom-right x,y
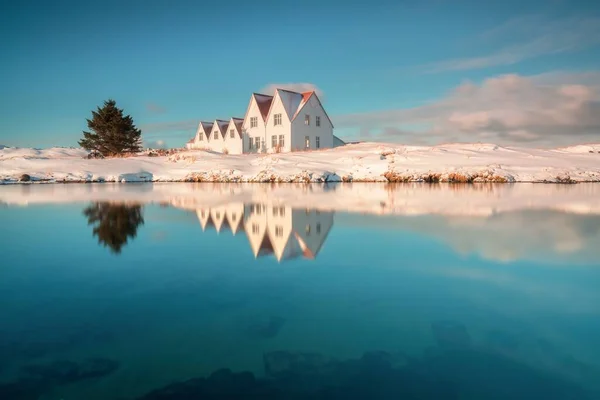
1,142 -> 600,183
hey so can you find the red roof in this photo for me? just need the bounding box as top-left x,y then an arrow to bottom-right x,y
253,94 -> 273,121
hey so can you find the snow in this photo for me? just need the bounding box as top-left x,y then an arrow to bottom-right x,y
0,142 -> 599,184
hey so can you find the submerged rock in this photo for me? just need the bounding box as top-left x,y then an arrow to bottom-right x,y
20,357 -> 119,384
246,315 -> 286,339
431,320 -> 472,349
264,351 -> 336,377
485,329 -> 520,352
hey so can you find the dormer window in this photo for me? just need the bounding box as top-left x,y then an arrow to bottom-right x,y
230,129 -> 235,138
274,113 -> 282,126
214,131 -> 218,139
250,117 -> 258,128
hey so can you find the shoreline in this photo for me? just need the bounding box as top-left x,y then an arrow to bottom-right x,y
2,142 -> 599,184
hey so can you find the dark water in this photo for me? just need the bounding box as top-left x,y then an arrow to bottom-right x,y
1,183 -> 599,399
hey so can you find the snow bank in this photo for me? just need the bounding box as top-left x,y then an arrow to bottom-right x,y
1,142 -> 599,183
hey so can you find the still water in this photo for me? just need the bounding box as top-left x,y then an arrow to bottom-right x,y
1,183 -> 599,399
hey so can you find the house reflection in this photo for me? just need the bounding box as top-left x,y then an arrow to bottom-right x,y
196,203 -> 334,262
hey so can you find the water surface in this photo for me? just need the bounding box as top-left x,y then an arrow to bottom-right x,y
1,183 -> 599,399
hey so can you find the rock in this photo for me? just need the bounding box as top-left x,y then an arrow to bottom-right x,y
19,174 -> 31,182
246,315 -> 286,339
431,320 -> 472,349
20,357 -> 119,384
264,351 -> 336,377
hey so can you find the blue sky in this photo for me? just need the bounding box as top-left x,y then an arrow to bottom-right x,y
1,0 -> 599,148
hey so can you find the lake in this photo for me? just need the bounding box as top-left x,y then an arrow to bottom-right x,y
1,183 -> 599,399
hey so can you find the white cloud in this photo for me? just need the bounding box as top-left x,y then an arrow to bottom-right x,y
260,83 -> 324,99
145,139 -> 167,149
423,16 -> 600,73
146,102 -> 167,114
334,71 -> 600,147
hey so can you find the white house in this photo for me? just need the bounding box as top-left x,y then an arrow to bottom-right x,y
186,88 -> 337,154
193,202 -> 334,262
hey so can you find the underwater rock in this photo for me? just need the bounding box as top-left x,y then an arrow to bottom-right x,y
20,357 -> 119,384
485,329 -> 520,352
431,320 -> 472,349
246,315 -> 286,339
136,370 -> 282,399
360,350 -> 410,370
264,351 -> 337,377
0,381 -> 46,400
422,348 -> 593,399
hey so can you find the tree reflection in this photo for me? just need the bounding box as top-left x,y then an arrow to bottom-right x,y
83,202 -> 144,254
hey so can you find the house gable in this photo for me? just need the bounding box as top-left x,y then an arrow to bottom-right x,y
292,92 -> 334,128
266,89 -> 303,122
226,117 -> 244,139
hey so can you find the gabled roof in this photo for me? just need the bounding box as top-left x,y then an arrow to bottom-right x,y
291,91 -> 335,128
198,121 -> 214,139
228,117 -> 244,138
291,92 -> 315,120
214,119 -> 229,138
274,89 -> 304,121
253,94 -> 273,121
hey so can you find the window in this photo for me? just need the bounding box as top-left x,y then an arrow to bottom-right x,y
272,135 -> 277,148
252,204 -> 261,215
252,224 -> 259,234
275,225 -> 283,237
274,113 -> 282,126
199,134 -> 203,141
278,135 -> 284,147
230,129 -> 235,138
201,211 -> 205,217
231,213 -> 236,221
279,206 -> 285,216
273,206 -> 285,217
305,114 -> 310,125
306,224 -> 311,235
214,131 -> 218,140
316,116 -> 321,127
316,223 -> 321,234
215,212 -> 220,219
316,136 -> 320,149
250,117 -> 258,128
305,136 -> 310,149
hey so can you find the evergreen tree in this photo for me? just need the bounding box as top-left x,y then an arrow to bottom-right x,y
83,202 -> 145,254
79,99 -> 142,156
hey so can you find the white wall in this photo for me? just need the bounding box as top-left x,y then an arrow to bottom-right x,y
207,121 -> 224,153
265,93 -> 292,153
224,120 -> 243,155
291,95 -> 333,151
242,96 -> 267,154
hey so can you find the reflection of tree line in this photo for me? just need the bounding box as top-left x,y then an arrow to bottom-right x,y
83,202 -> 144,254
